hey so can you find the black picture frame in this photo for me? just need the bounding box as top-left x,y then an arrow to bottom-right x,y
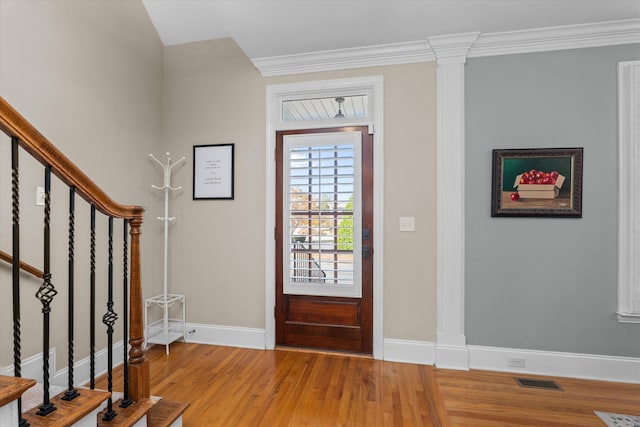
193,143 -> 235,200
491,148 -> 583,218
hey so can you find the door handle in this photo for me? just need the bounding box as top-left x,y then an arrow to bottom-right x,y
363,245 -> 371,259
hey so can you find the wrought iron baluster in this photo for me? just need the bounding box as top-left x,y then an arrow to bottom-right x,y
102,216 -> 118,421
120,219 -> 133,408
90,205 -> 96,389
12,137 -> 29,427
36,166 -> 57,417
63,187 -> 79,401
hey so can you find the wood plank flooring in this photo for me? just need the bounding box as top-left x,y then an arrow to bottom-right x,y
436,369 -> 640,426
96,343 -> 640,426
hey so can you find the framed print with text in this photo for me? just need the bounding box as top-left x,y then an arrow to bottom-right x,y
193,143 -> 234,200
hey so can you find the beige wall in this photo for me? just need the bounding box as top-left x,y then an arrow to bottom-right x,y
0,0 -> 163,368
162,39 -> 267,328
0,3 -> 438,370
163,38 -> 438,343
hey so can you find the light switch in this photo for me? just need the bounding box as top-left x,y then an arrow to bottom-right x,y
35,186 -> 45,206
399,216 -> 415,232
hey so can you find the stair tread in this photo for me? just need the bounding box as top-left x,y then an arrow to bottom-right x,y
0,375 -> 36,407
22,388 -> 111,426
96,398 -> 154,427
147,399 -> 190,427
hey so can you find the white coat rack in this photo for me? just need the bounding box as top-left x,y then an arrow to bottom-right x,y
144,152 -> 187,354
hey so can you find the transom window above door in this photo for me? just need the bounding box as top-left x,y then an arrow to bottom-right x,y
282,95 -> 369,122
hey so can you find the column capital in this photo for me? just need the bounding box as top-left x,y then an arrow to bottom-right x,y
428,32 -> 480,64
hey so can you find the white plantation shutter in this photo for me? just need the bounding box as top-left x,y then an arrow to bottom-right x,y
283,131 -> 362,298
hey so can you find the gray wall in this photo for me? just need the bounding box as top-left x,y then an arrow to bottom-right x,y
465,43 -> 640,357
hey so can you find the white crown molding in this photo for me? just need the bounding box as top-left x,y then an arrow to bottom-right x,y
428,32 -> 480,63
252,40 -> 434,77
470,19 -> 640,58
251,19 -> 640,77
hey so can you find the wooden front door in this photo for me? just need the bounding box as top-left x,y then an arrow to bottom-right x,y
275,126 -> 373,354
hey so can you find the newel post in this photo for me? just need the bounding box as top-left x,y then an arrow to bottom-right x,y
127,217 -> 150,400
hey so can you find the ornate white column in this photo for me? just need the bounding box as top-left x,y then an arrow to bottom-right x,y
428,32 -> 479,370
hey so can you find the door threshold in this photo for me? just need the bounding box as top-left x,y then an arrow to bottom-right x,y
275,345 -> 373,359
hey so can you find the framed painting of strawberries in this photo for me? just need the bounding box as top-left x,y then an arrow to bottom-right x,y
491,148 -> 583,217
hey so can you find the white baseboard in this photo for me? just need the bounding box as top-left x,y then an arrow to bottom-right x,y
467,345 -> 640,384
2,341 -> 125,388
382,340 -> 640,384
2,348 -> 56,382
52,341 -> 125,388
435,344 -> 470,370
184,322 -> 266,350
8,335 -> 636,387
383,339 -> 435,365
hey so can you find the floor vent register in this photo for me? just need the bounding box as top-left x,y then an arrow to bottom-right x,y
514,377 -> 563,390
595,411 -> 640,427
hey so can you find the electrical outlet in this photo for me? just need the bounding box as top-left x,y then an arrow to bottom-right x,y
35,186 -> 45,206
507,358 -> 525,368
399,216 -> 415,232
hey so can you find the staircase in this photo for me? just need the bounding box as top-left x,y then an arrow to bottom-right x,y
2,382 -> 188,427
0,97 -> 189,426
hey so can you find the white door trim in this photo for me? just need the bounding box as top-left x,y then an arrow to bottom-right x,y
265,76 -> 384,358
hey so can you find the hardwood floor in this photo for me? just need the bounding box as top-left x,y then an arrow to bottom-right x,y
96,342 -> 640,426
436,369 -> 640,426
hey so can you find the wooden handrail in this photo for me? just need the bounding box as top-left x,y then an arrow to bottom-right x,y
0,250 -> 43,278
0,96 -> 144,220
0,96 -> 150,401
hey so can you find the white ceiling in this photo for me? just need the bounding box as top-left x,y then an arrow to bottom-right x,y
142,0 -> 640,59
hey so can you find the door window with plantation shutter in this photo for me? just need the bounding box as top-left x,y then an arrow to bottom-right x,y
282,131 -> 362,298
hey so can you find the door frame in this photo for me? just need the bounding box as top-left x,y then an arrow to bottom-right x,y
265,76 -> 384,359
